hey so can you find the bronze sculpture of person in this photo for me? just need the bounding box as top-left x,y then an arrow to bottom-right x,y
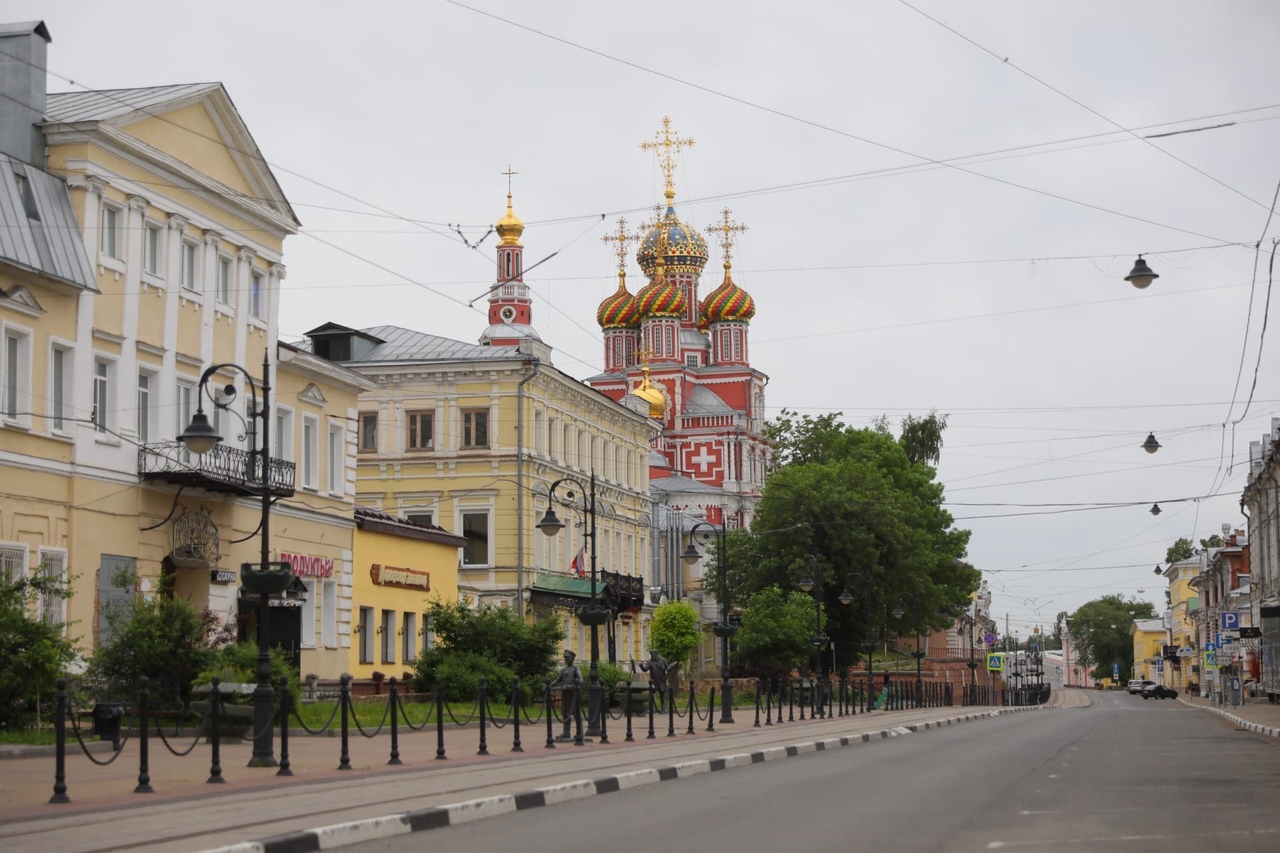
550,649 -> 583,740
639,649 -> 669,711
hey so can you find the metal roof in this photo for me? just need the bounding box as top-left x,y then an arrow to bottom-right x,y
684,384 -> 736,415
651,474 -> 729,496
0,153 -> 95,290
45,83 -> 221,124
353,325 -> 522,363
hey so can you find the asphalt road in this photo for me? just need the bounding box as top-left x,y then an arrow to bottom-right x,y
357,692 -> 1280,853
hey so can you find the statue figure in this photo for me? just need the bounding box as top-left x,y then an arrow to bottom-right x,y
638,649 -> 669,711
550,649 -> 583,740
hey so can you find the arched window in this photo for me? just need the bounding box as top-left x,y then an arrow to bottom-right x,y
505,253 -> 512,278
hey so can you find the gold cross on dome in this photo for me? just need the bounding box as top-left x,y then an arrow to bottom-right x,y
639,117 -> 694,199
707,208 -> 748,266
501,165 -> 518,193
601,217 -> 640,269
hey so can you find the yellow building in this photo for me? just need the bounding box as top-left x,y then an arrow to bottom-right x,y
1130,618 -> 1167,683
301,193 -> 659,670
348,508 -> 465,680
1162,557 -> 1200,690
0,22 -> 367,679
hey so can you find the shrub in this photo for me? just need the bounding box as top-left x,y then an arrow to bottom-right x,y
0,573 -> 77,730
416,601 -> 562,685
193,641 -> 301,711
418,651 -> 517,703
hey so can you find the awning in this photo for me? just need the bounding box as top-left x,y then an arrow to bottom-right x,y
529,574 -> 615,608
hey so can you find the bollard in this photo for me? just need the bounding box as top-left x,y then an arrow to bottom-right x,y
511,676 -> 523,753
599,681 -> 609,745
687,682 -> 696,735
707,687 -> 716,732
647,681 -> 656,740
135,676 -> 153,794
387,677 -> 402,765
789,678 -> 796,722
436,690 -> 448,759
207,677 -> 224,784
277,676 -> 293,776
764,683 -> 773,726
624,679 -> 634,742
477,676 -> 489,756
50,678 -> 69,803
544,681 -> 556,750
754,682 -> 762,728
338,673 -> 352,770
799,677 -> 807,721
828,678 -> 834,718
573,685 -> 584,747
667,686 -> 676,737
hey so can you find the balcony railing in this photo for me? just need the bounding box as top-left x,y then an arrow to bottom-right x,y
138,441 -> 295,497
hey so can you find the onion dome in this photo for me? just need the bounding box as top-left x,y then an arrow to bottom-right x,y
597,270 -> 640,329
631,365 -> 667,419
496,193 -> 524,246
637,201 -> 708,277
634,256 -> 686,318
701,261 -> 756,324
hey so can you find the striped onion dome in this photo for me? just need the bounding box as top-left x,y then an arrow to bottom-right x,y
597,271 -> 640,329
701,261 -> 756,324
634,256 -> 686,318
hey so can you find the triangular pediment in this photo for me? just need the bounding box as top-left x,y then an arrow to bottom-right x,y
298,383 -> 328,406
0,284 -> 46,317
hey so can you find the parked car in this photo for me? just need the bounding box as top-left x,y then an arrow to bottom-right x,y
1128,679 -> 1156,695
1141,683 -> 1178,700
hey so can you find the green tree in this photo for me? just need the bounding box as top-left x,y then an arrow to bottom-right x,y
1165,537 -> 1194,564
724,411 -> 975,670
0,572 -> 78,729
410,601 -> 563,696
730,586 -> 816,676
1200,534 -> 1223,550
1066,596 -> 1156,683
649,599 -> 700,674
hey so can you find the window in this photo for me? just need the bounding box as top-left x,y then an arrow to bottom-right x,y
137,373 -> 152,443
93,358 -> 111,433
174,382 -> 193,440
421,614 -> 435,654
0,543 -> 26,584
359,412 -> 377,452
50,346 -> 68,432
407,411 -> 432,450
358,606 -> 374,664
37,549 -> 68,629
274,407 -> 294,462
461,511 -> 490,566
144,224 -> 162,276
101,205 -> 121,259
217,256 -> 232,304
405,512 -> 433,527
300,578 -> 317,648
402,612 -> 417,662
381,609 -> 396,664
301,415 -> 318,489
2,329 -> 30,422
327,422 -> 344,496
249,271 -> 263,318
180,241 -> 198,291
14,172 -> 39,220
321,580 -> 337,648
686,353 -> 699,368
462,408 -> 488,448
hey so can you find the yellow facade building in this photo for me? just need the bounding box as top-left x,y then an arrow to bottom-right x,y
1162,557 -> 1199,690
1130,618 -> 1167,683
0,22 -> 368,680
348,508 -> 465,681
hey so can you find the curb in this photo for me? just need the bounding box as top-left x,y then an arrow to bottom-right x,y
203,705 -> 1048,853
1180,698 -> 1280,738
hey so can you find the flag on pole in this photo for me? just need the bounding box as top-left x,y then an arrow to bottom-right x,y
570,546 -> 586,578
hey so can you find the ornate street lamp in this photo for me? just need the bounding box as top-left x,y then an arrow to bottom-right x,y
837,568 -> 876,712
681,521 -> 736,724
179,351 -> 292,768
892,591 -> 925,707
536,472 -> 609,738
798,555 -> 830,717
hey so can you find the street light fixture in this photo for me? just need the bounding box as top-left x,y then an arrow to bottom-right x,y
798,555 -> 829,717
891,592 -> 925,707
1141,433 -> 1161,454
836,568 -> 876,711
1150,503 -> 1162,516
536,472 -> 609,738
681,521 -> 736,724
1125,255 -> 1159,289
179,351 -> 291,768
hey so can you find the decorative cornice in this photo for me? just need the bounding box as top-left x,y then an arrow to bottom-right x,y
269,263 -> 286,280
168,214 -> 188,232
238,247 -> 257,263
128,194 -> 150,213
204,230 -> 224,247
0,285 -> 46,318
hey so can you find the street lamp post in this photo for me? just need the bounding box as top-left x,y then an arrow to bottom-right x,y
536,472 -> 609,738
797,555 -> 828,718
836,569 -> 876,711
681,521 -> 736,724
892,592 -> 924,708
179,351 -> 292,768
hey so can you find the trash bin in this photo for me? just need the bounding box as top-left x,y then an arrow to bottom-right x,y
92,702 -> 124,747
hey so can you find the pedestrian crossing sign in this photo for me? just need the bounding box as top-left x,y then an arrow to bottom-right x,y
987,653 -> 1005,672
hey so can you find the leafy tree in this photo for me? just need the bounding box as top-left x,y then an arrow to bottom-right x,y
0,572 -> 78,729
410,601 -> 562,695
722,411 -> 975,671
85,583 -> 230,707
730,586 -> 816,676
1165,537 -> 1194,564
1065,595 -> 1156,683
1200,534 -> 1223,550
899,412 -> 950,466
649,599 -> 700,674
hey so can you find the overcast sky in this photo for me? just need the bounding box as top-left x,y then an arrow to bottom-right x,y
18,1 -> 1280,638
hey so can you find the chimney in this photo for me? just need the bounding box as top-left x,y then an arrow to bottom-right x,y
0,21 -> 51,167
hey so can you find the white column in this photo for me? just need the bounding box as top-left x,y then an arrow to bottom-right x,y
201,231 -> 222,370
161,215 -> 188,435
68,176 -> 105,442
117,194 -> 149,440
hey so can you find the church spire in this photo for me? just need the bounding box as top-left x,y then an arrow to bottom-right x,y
481,168 -> 537,345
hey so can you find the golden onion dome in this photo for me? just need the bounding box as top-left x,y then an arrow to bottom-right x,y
496,193 -> 524,247
597,270 -> 640,329
700,260 -> 756,325
631,365 -> 667,419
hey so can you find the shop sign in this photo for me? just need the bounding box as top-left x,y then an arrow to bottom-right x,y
279,551 -> 333,578
370,563 -> 430,591
268,598 -> 303,608
210,569 -> 237,584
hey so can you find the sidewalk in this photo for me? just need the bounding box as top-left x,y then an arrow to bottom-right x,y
1178,691 -> 1280,738
0,695 -> 1080,853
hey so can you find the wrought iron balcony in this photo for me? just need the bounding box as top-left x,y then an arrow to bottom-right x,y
138,441 -> 295,497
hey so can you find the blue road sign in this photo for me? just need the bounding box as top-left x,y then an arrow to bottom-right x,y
1112,663 -> 1120,681
986,653 -> 1005,672
1221,611 -> 1240,632
983,632 -> 996,646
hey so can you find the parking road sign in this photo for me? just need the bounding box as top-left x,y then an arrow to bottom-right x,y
1221,611 -> 1240,632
